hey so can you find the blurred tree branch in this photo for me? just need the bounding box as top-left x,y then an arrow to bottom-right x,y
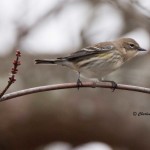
8,0 -> 150,51
131,0 -> 150,17
0,82 -> 150,102
111,0 -> 150,32
14,0 -> 69,50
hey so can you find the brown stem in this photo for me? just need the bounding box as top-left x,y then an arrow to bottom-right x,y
0,50 -> 21,98
0,82 -> 150,102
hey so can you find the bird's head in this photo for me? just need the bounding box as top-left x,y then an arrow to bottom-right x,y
116,38 -> 146,60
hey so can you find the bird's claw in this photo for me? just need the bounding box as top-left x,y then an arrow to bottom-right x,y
77,78 -> 82,90
110,81 -> 117,92
101,80 -> 117,92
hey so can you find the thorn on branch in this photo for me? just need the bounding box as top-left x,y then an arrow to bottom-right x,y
0,50 -> 21,98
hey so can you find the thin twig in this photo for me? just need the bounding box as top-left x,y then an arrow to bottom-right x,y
0,82 -> 150,102
0,50 -> 21,98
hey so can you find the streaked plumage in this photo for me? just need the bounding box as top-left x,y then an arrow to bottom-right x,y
35,38 -> 146,82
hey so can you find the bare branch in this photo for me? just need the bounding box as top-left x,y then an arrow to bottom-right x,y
0,50 -> 21,98
0,82 -> 150,102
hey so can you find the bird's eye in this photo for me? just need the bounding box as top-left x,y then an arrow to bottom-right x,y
129,43 -> 135,48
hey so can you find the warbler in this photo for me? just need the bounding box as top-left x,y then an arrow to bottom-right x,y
35,38 -> 146,88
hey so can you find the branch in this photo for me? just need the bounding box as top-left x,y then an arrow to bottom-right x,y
0,50 -> 21,98
0,82 -> 150,102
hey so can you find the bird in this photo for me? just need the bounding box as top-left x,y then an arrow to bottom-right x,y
35,38 -> 146,90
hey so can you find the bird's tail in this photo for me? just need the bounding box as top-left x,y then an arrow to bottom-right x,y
35,59 -> 64,65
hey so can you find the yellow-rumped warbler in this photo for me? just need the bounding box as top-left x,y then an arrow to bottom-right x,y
35,38 -> 146,88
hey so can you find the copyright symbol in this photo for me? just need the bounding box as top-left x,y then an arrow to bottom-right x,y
133,112 -> 137,116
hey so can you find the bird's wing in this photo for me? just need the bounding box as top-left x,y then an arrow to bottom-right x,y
59,45 -> 114,61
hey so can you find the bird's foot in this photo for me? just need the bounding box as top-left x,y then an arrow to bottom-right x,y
102,80 -> 117,92
77,78 -> 82,90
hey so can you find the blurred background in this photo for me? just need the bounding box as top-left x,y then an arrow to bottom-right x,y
0,0 -> 150,150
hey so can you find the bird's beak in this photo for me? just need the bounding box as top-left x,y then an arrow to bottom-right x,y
138,47 -> 147,51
